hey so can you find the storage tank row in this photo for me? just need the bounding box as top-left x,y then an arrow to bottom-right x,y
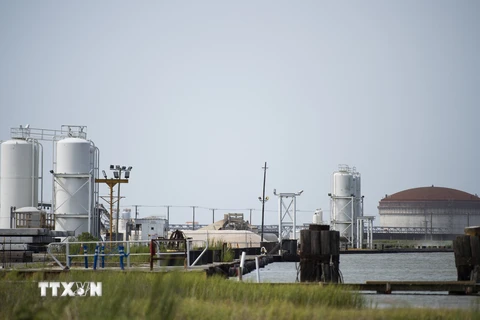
329,164 -> 363,245
0,126 -> 99,236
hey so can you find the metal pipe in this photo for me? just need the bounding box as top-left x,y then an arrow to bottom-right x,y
255,256 -> 260,283
37,140 -> 44,211
116,176 -> 121,241
261,162 -> 267,242
88,170 -> 92,234
293,197 -> 297,240
239,251 -> 246,281
109,184 -> 114,242
30,139 -> 35,207
278,195 -> 282,245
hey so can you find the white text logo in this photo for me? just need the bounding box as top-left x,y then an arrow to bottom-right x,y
38,282 -> 102,297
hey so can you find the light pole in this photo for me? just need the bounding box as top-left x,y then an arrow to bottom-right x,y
96,169 -> 129,242
111,165 -> 132,241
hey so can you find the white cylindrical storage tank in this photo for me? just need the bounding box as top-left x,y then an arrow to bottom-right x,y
121,209 -> 131,220
333,170 -> 353,197
54,138 -> 93,235
0,139 -> 39,228
312,209 -> 323,224
332,169 -> 353,238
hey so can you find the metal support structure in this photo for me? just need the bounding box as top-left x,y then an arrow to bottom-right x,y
273,189 -> 303,248
330,195 -> 355,246
356,216 -> 375,249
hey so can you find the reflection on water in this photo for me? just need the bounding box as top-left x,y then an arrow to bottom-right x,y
240,252 -> 480,310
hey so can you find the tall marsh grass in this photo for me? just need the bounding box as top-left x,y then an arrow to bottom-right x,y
0,271 -> 478,320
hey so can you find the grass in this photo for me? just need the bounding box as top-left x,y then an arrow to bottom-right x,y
0,270 -> 478,320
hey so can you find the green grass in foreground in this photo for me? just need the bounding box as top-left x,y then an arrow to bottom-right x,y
0,271 -> 478,320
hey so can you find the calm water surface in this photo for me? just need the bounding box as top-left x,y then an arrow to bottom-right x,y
241,252 -> 480,310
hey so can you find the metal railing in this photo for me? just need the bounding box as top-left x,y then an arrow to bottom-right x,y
149,239 -> 208,270
47,239 -> 209,270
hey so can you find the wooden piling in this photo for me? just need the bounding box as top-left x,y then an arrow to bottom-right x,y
299,225 -> 340,283
453,226 -> 480,282
300,230 -> 312,282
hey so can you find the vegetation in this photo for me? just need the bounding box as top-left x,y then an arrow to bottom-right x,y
0,271 -> 478,320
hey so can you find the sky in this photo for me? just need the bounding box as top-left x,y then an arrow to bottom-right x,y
0,1 -> 479,226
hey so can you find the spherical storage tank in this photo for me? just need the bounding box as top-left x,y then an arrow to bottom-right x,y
0,139 -> 39,228
54,138 -> 94,235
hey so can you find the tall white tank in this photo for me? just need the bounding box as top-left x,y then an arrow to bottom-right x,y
0,139 -> 39,228
332,167 -> 353,239
54,137 -> 93,235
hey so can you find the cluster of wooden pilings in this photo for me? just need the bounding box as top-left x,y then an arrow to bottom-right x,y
453,227 -> 480,282
299,224 -> 340,283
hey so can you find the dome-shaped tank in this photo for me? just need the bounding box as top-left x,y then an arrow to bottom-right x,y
0,139 -> 39,228
54,137 -> 94,235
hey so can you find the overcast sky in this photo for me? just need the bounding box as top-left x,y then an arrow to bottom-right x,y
1,1 -> 478,226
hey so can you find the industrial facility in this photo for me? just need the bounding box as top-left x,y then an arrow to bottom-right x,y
0,125 -> 169,257
328,165 -> 373,248
378,186 -> 480,238
2,123 -> 478,261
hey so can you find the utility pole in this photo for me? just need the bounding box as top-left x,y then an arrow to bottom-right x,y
192,206 -> 197,230
259,162 -> 269,243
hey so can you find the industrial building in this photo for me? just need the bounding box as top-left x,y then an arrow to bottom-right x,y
378,186 -> 480,237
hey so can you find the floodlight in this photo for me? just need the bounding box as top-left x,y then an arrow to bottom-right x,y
110,165 -> 114,170
113,171 -> 119,179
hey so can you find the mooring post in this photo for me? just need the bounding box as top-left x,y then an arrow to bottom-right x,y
311,230 -> 321,282
300,229 -> 312,282
453,227 -> 480,282
300,224 -> 340,283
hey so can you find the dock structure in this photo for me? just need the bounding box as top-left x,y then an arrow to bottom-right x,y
255,281 -> 479,295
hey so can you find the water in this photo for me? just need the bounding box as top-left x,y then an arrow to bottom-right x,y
241,252 -> 480,309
